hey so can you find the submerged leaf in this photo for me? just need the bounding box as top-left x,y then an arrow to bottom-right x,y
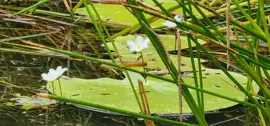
10,95 -> 56,110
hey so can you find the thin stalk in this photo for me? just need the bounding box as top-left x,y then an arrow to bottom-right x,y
63,0 -> 75,19
125,72 -> 143,112
196,46 -> 204,114
138,81 -> 148,125
0,31 -> 60,42
230,20 -> 267,41
188,1 -> 224,39
140,51 -> 146,73
196,0 -> 258,20
187,3 -> 202,112
58,79 -> 63,97
226,0 -> 231,70
233,56 -> 270,98
51,82 -> 55,95
247,0 -> 251,15
187,36 -> 202,111
73,0 -> 83,12
8,0 -> 49,18
82,0 -> 116,63
177,0 -> 203,112
29,0 -> 41,14
176,30 -> 183,122
177,1 -> 220,41
231,0 -> 265,36
258,108 -> 267,126
258,0 -> 270,51
138,80 -> 154,126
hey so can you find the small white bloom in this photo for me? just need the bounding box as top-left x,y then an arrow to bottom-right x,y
41,66 -> 68,82
127,35 -> 150,52
163,15 -> 182,28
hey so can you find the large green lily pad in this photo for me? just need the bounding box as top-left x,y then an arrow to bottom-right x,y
75,1 -> 208,27
107,35 -> 206,72
46,69 -> 259,114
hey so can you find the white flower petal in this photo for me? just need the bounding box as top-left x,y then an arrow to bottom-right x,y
127,36 -> 149,52
56,66 -> 63,72
127,41 -> 138,52
174,15 -> 182,22
135,35 -> 144,45
47,70 -> 58,77
48,68 -> 55,73
127,40 -> 136,48
41,73 -> 54,81
58,68 -> 68,76
48,72 -> 58,80
130,47 -> 139,52
144,38 -> 150,44
163,21 -> 176,28
141,38 -> 150,49
41,66 -> 68,82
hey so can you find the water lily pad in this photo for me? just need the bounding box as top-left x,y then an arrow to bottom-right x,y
111,34 -> 205,50
75,1 -> 208,27
46,69 -> 259,114
107,35 -> 206,72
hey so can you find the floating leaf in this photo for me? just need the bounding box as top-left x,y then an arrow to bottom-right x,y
75,1 -> 209,27
107,35 -> 206,72
9,95 -> 56,109
46,69 -> 259,114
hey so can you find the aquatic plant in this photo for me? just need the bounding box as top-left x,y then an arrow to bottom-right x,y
163,15 -> 182,28
41,66 -> 67,97
41,66 -> 68,82
127,35 -> 150,53
0,0 -> 270,125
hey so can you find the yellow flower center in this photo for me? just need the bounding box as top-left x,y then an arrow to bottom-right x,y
138,45 -> 141,49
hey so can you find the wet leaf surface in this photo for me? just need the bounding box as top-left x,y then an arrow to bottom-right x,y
46,70 -> 259,114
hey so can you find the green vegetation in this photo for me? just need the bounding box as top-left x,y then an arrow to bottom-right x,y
0,0 -> 269,125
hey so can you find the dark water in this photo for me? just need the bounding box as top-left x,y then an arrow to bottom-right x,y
0,102 -> 260,126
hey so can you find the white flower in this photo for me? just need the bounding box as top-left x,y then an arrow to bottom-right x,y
127,35 -> 150,52
163,15 -> 182,28
41,66 -> 68,82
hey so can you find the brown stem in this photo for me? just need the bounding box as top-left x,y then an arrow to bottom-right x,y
176,29 -> 183,122
226,0 -> 231,70
138,80 -> 154,126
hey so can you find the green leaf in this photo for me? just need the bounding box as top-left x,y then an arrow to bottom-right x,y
46,69 -> 259,114
107,35 -> 206,72
75,1 -> 208,27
